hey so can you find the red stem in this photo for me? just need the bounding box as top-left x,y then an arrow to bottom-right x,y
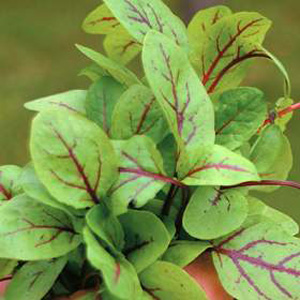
0,275 -> 12,282
222,180 -> 300,190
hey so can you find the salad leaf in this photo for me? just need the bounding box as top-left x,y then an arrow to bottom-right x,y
85,76 -> 125,136
30,108 -> 118,209
0,195 -> 81,260
111,85 -> 168,144
183,186 -> 248,239
143,30 -> 215,155
5,257 -> 67,300
119,210 -> 170,273
0,259 -> 17,279
213,222 -> 300,300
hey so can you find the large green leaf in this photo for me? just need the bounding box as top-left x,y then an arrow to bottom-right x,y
5,257 -> 67,300
111,85 -> 168,144
213,222 -> 300,300
85,76 -> 125,136
244,196 -> 299,236
193,12 -> 271,94
119,210 -> 170,273
103,0 -> 188,49
0,165 -> 22,203
109,135 -> 167,215
162,240 -> 210,268
188,6 -> 232,61
179,144 -> 259,186
30,108 -> 118,209
0,195 -> 81,260
76,45 -> 140,86
140,261 -> 207,300
250,125 -> 293,192
143,30 -> 215,155
183,186 -> 248,240
83,227 -> 143,300
82,3 -> 120,35
86,203 -> 124,252
215,87 -> 267,150
104,26 -> 142,65
24,90 -> 87,115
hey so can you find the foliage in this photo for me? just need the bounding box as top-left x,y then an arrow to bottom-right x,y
1,0 -> 300,299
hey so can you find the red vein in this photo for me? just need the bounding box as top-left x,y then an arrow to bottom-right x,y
0,184 -> 12,200
135,97 -> 156,134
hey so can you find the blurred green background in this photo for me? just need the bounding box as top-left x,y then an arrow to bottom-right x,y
0,1 -> 299,223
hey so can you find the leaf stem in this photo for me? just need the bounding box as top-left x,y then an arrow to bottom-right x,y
0,275 -> 12,282
261,102 -> 300,129
161,184 -> 179,216
222,180 -> 300,191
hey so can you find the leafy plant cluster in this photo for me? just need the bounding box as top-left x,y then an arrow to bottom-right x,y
1,0 -> 300,299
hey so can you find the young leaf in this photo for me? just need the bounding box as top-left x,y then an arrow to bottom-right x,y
83,227 -> 143,300
244,196 -> 299,236
76,44 -> 140,86
85,76 -> 125,136
188,6 -> 232,61
140,261 -> 207,300
82,3 -> 120,35
250,125 -> 293,192
162,241 -> 210,268
104,27 -> 142,65
5,257 -> 67,300
0,195 -> 81,260
0,165 -> 22,203
213,222 -> 300,300
215,87 -> 267,150
119,210 -> 170,273
86,202 -> 124,252
79,63 -> 107,82
30,108 -> 118,209
0,259 -> 18,279
24,90 -> 87,115
179,144 -> 259,186
142,30 -> 215,154
109,135 -> 168,215
103,0 -> 188,49
21,163 -> 76,217
183,186 -> 248,240
197,12 -> 271,94
111,85 -> 168,144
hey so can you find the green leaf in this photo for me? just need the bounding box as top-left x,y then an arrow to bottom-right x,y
79,63 -> 107,82
85,76 -> 125,136
195,12 -> 271,94
244,196 -> 299,236
109,135 -> 167,215
103,0 -> 188,49
24,90 -> 87,115
188,6 -> 232,60
21,163 -> 76,216
5,257 -> 67,300
143,30 -> 215,155
0,259 -> 17,279
162,241 -> 210,268
215,87 -> 267,150
250,125 -> 293,192
104,27 -> 142,65
76,44 -> 140,86
179,144 -> 259,186
213,222 -> 300,300
140,261 -> 207,300
83,227 -> 143,300
86,203 -> 124,252
82,4 -> 120,35
119,210 -> 170,273
0,165 -> 22,203
183,186 -> 248,240
111,85 -> 168,144
30,108 -> 118,209
0,195 -> 81,260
